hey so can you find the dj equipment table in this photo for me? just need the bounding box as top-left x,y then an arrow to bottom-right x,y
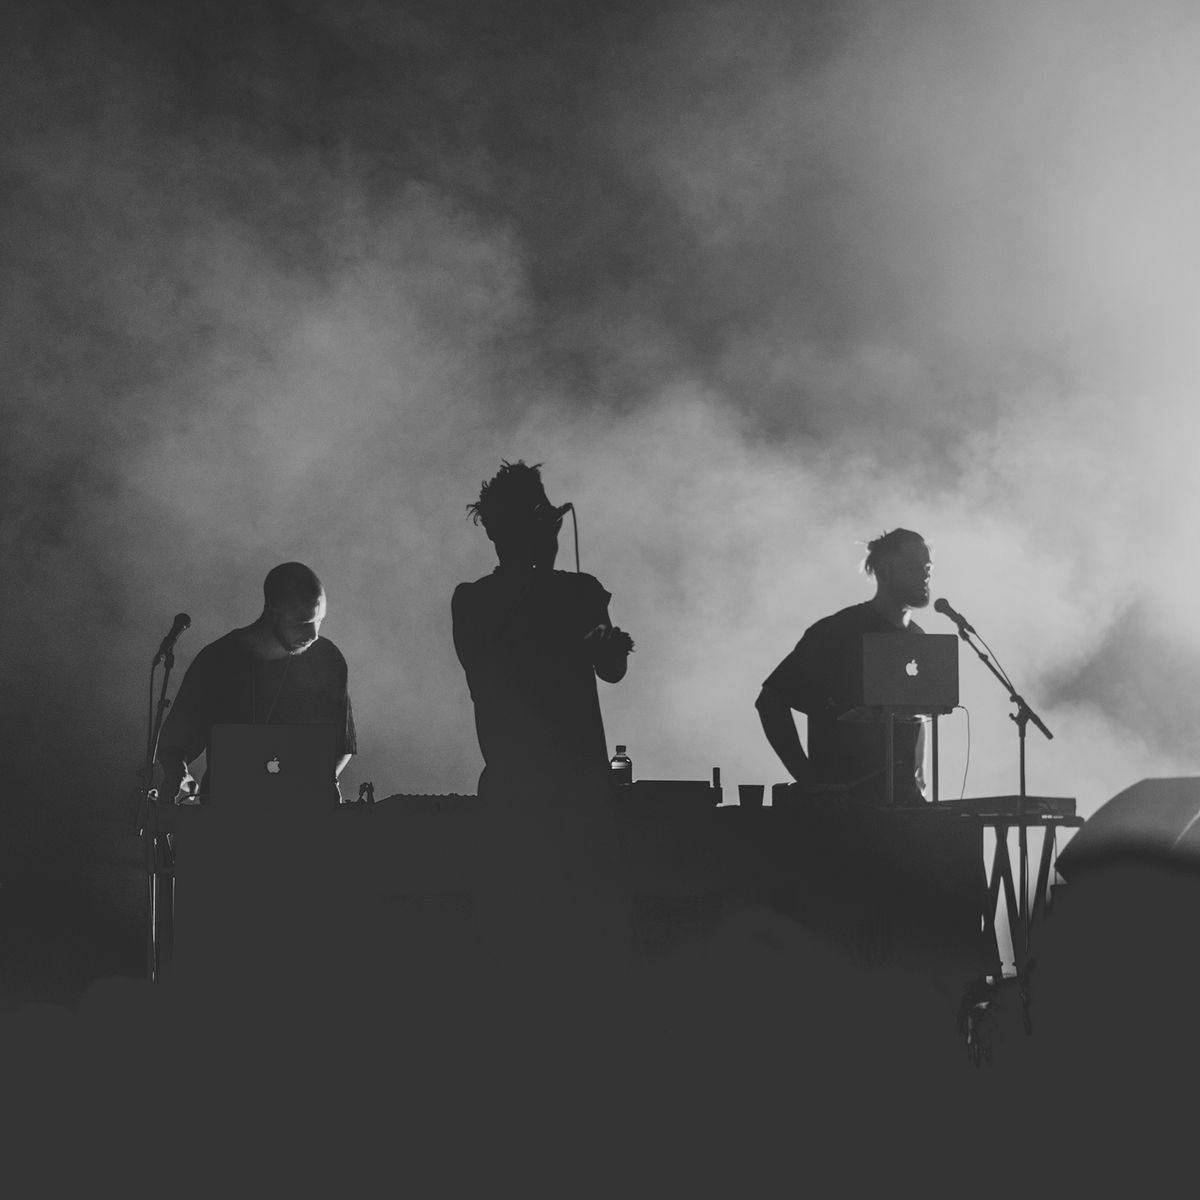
161,795 -> 1080,983
924,796 -> 1084,971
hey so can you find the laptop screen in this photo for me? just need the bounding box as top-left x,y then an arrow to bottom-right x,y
859,633 -> 959,711
207,723 -> 340,808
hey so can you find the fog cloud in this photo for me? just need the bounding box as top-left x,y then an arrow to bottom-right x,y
3,0 -> 1199,840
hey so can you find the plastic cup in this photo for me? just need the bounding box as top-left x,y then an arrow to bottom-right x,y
738,784 -> 765,808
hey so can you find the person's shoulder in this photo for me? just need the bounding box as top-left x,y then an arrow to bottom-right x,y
203,627 -> 243,648
452,573 -> 499,615
554,568 -> 604,587
454,572 -> 501,597
188,628 -> 246,666
310,636 -> 349,670
555,570 -> 610,603
806,602 -> 873,636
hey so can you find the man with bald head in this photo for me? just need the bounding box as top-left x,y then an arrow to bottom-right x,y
157,561 -> 356,804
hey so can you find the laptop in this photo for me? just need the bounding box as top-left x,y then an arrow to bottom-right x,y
207,723 -> 340,810
859,632 -> 959,712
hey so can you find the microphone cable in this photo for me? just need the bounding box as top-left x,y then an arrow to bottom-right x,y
938,599 -> 1017,697
961,618 -> 1017,696
956,704 -> 971,800
147,662 -> 157,777
569,502 -> 580,572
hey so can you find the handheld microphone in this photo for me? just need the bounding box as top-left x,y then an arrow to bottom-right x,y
152,613 -> 191,665
933,598 -> 975,635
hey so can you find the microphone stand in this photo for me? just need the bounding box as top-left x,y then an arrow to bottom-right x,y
952,623 -> 1052,973
133,648 -> 178,982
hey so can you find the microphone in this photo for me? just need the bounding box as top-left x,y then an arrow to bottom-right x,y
556,502 -> 580,573
152,613 -> 191,665
933,598 -> 975,635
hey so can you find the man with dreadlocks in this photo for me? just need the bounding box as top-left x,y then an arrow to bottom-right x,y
453,460 -> 636,980
755,528 -> 933,806
453,460 -> 633,795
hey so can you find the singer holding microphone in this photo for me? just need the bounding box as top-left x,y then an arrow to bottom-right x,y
452,460 -> 636,982
156,561 -> 356,804
452,461 -> 633,797
755,528 -> 933,806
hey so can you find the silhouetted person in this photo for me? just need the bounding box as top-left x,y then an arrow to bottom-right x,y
158,561 -> 355,802
754,531 -> 988,986
453,461 -> 632,799
756,528 -> 932,806
453,461 -> 635,985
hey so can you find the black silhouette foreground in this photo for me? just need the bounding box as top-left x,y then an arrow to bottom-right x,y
8,836 -> 1198,1191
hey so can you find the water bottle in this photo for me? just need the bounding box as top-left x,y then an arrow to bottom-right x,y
609,744 -> 633,786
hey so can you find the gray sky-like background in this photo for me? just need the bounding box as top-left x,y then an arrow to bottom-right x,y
4,0 -> 1200,834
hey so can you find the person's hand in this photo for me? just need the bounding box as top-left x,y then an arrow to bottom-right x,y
162,768 -> 200,806
584,625 -> 635,656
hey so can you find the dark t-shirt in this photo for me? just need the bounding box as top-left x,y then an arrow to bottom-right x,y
763,601 -> 925,803
158,630 -> 356,792
452,568 -> 612,795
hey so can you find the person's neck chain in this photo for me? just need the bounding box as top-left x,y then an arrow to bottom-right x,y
253,654 -> 293,724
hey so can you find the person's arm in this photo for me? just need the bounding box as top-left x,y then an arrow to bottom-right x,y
585,603 -> 634,683
756,622 -> 837,787
451,583 -> 478,672
154,751 -> 199,804
156,652 -> 208,803
336,687 -> 356,783
755,684 -> 815,785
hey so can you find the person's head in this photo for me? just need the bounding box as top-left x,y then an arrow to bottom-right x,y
262,562 -> 326,654
467,460 -> 563,568
864,528 -> 931,609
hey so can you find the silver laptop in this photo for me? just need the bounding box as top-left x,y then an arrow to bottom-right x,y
207,723 -> 340,809
859,633 -> 959,711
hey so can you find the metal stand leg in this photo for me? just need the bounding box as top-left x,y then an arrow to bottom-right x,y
986,824 -> 1021,974
1029,827 -> 1057,936
135,643 -> 181,982
154,833 -> 176,980
144,812 -> 157,982
884,709 -> 895,807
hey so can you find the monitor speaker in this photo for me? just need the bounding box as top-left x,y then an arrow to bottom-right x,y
1056,776 -> 1200,879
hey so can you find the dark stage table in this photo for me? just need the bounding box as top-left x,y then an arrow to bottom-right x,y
163,798 -> 1008,985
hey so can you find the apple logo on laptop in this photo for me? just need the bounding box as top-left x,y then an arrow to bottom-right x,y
266,756 -> 281,775
905,659 -> 919,677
